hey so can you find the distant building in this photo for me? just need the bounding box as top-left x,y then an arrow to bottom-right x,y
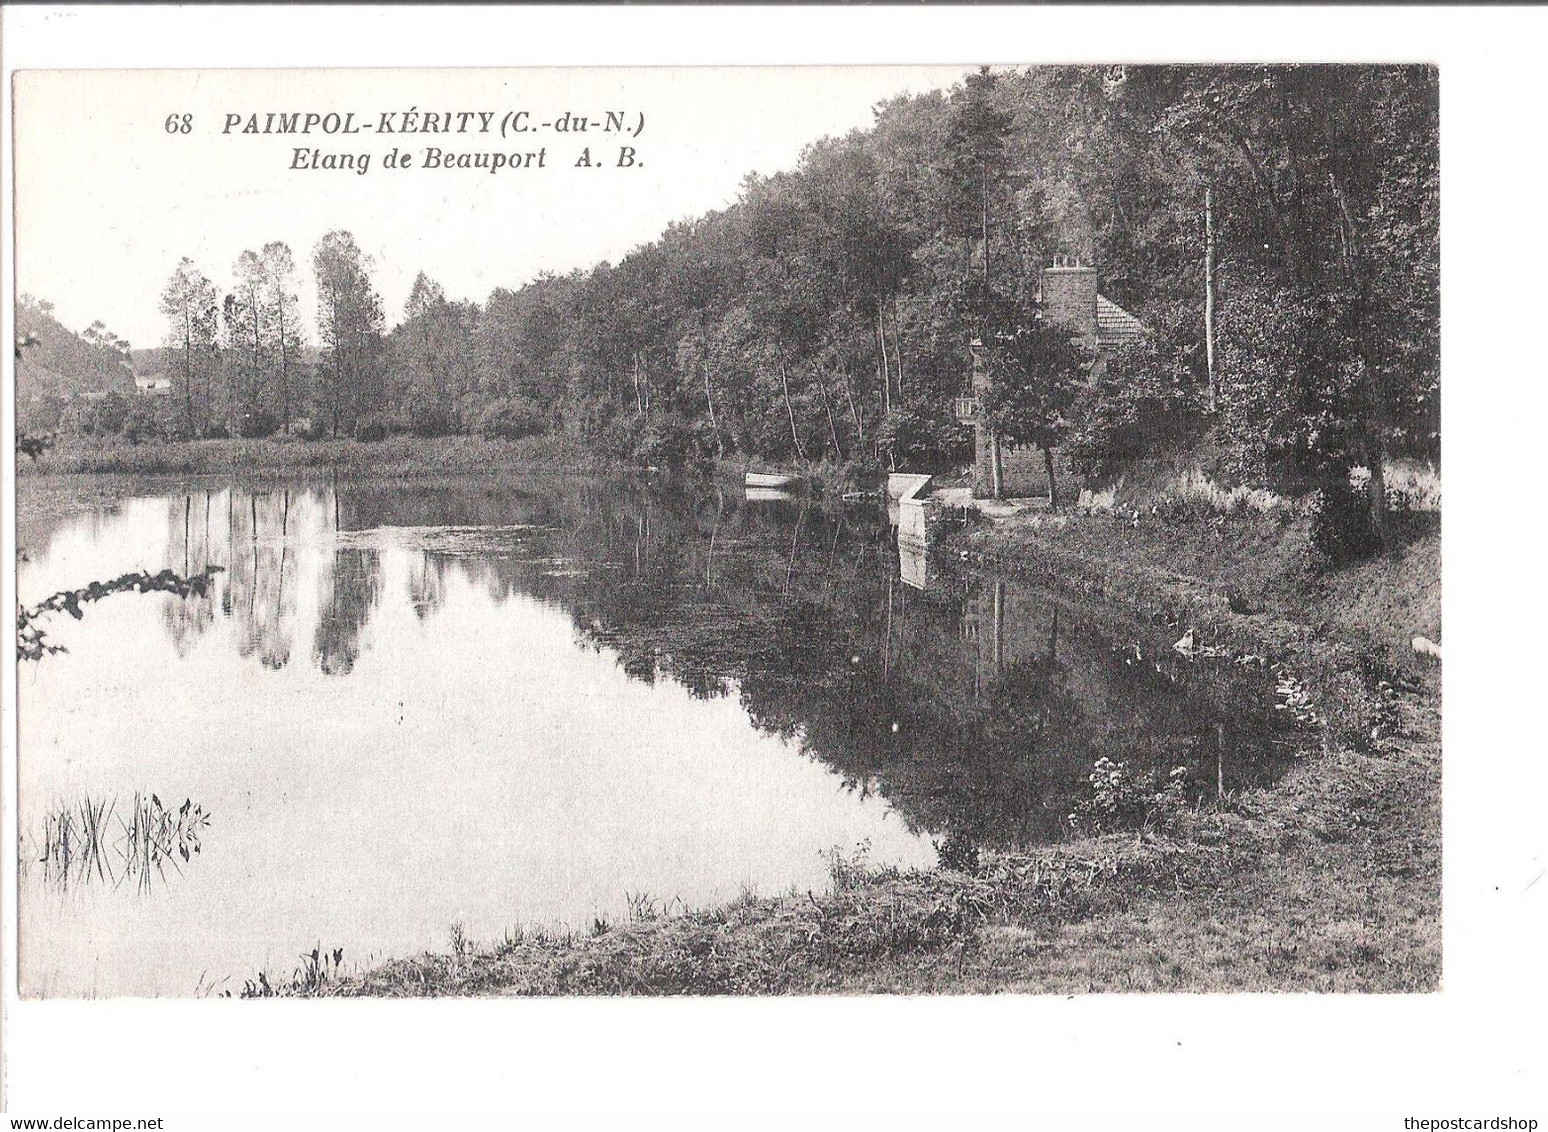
956,257 -> 1148,499
134,373 -> 173,396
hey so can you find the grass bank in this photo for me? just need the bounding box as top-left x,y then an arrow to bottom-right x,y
16,433 -> 598,478
255,501 -> 1438,998
958,506 -> 1440,742
270,689 -> 1434,997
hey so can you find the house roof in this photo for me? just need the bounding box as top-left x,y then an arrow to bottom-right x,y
1096,295 -> 1148,351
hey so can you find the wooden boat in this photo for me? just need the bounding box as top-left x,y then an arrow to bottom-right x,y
745,471 -> 803,490
744,486 -> 800,503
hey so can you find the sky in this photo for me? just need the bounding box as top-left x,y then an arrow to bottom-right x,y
13,66 -> 975,351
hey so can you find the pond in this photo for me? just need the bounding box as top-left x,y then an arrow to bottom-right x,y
16,472 -> 1307,997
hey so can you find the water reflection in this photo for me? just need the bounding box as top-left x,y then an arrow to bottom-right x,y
23,476 -> 1307,842
16,473 -> 1307,995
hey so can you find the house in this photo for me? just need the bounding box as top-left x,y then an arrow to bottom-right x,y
134,373 -> 173,396
956,257 -> 1148,499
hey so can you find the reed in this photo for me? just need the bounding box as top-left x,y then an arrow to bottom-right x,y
119,793 -> 211,892
239,945 -> 346,997
30,793 -> 209,892
35,796 -> 114,886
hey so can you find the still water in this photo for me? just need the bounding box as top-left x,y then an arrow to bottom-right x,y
17,473 -> 1303,997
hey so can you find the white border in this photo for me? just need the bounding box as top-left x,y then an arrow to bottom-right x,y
5,5 -> 1546,1126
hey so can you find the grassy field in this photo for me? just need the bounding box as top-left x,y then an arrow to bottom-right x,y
252,501 -> 1440,998
15,433 -> 597,478
13,434 -> 610,569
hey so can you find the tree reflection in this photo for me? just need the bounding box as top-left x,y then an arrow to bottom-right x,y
312,548 -> 382,676
406,553 -> 448,621
125,475 -> 1304,848
230,490 -> 297,669
525,480 -> 1305,851
162,492 -> 219,657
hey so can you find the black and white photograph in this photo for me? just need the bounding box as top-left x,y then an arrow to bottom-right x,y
13,58 -> 1441,1000
1,5 -> 1542,1127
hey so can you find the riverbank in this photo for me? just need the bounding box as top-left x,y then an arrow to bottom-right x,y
266,500 -> 1439,997
959,505 -> 1441,741
15,433 -> 598,478
291,688 -> 1435,996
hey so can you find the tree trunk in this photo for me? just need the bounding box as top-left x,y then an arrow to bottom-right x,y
1204,185 -> 1217,413
1042,446 -> 1060,509
890,298 -> 906,400
703,364 -> 723,458
875,302 -> 891,414
779,358 -> 806,461
814,366 -> 843,463
1328,167 -> 1388,541
841,370 -> 863,443
250,288 -> 263,420
277,312 -> 290,435
1356,425 -> 1387,539
181,313 -> 195,436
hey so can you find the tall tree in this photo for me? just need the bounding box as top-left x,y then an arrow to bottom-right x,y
158,258 -> 221,436
391,271 -> 456,433
312,230 -> 384,437
941,66 -> 1015,310
228,249 -> 269,432
259,242 -> 304,435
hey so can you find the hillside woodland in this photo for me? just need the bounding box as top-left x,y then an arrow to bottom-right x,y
18,65 -> 1438,562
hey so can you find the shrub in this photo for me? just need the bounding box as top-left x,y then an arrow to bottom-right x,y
402,400 -> 456,438
353,414 -> 392,443
17,432 -> 55,460
1308,483 -> 1382,566
1070,342 -> 1203,476
23,393 -> 65,434
637,411 -> 713,468
477,397 -> 546,440
81,392 -> 129,437
120,402 -> 161,444
933,830 -> 981,874
232,409 -> 278,439
835,455 -> 885,494
159,413 -> 194,443
877,405 -> 971,467
1070,758 -> 1191,837
293,417 -> 326,441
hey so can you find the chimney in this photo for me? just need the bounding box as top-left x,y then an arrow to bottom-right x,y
1040,256 -> 1098,351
